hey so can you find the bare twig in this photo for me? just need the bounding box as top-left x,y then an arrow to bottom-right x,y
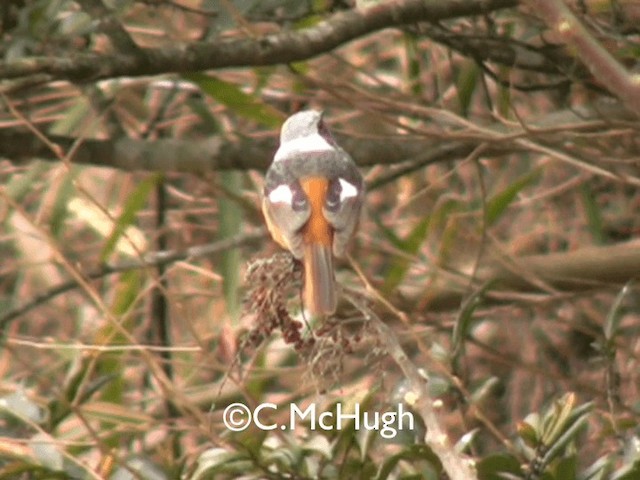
526,0 -> 640,117
0,230 -> 265,328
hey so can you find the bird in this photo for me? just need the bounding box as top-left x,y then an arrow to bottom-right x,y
262,110 -> 364,316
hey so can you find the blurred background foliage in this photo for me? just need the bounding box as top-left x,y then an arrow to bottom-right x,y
0,0 -> 639,478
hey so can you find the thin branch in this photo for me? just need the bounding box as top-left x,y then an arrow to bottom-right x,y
350,295 -> 476,479
526,0 -> 640,117
0,0 -> 517,83
0,230 -> 265,329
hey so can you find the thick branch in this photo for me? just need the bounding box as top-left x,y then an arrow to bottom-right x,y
1,100 -> 635,175
0,0 -> 517,83
413,241 -> 640,312
0,128 -> 472,172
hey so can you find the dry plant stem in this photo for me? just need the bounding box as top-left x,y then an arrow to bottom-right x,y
527,0 -> 640,117
346,253 -> 411,325
362,306 -> 476,479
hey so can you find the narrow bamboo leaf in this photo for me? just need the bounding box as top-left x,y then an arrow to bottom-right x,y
497,67 -> 512,118
49,97 -> 92,136
49,168 -> 78,239
456,60 -> 479,117
451,284 -> 486,358
485,169 -> 540,225
605,280 -> 634,342
383,217 -> 430,292
219,172 -> 242,320
404,32 -> 423,96
4,162 -> 48,203
580,183 -> 605,244
69,197 -> 147,258
82,401 -> 153,425
431,198 -> 462,266
185,73 -> 282,127
94,270 -> 144,412
100,173 -> 160,262
372,214 -> 404,249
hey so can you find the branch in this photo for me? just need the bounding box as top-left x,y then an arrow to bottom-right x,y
410,240 -> 640,312
366,308 -> 477,479
0,230 -> 265,329
0,0 -> 517,83
1,99 -> 636,176
0,128 -> 472,172
526,0 -> 640,117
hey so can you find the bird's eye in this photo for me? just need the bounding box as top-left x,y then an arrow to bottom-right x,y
325,179 -> 341,211
291,183 -> 308,211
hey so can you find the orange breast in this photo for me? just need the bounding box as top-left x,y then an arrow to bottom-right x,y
299,177 -> 332,246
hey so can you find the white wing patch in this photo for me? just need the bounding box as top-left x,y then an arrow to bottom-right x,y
274,133 -> 334,162
268,184 -> 293,204
338,178 -> 359,201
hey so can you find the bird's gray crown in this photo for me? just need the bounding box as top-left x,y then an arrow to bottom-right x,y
280,110 -> 324,143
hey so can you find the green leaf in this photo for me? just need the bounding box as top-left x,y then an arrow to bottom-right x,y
456,60 -> 479,117
554,455 -> 578,480
49,96 -> 92,136
100,173 -> 160,262
4,162 -> 48,203
50,167 -> 78,239
185,73 -> 283,127
219,172 -> 242,320
518,419 -> 540,448
581,455 -> 611,480
612,457 -> 640,480
382,217 -> 429,292
58,11 -> 93,36
485,169 -> 540,225
476,453 -> 523,480
541,392 -> 577,446
94,270 -> 145,412
372,214 -> 404,249
604,280 -> 634,342
404,32 -> 423,97
374,444 -> 441,480
580,183 -> 605,244
451,282 -> 490,358
191,448 -> 252,479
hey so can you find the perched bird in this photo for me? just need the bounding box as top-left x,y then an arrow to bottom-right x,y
262,110 -> 364,315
